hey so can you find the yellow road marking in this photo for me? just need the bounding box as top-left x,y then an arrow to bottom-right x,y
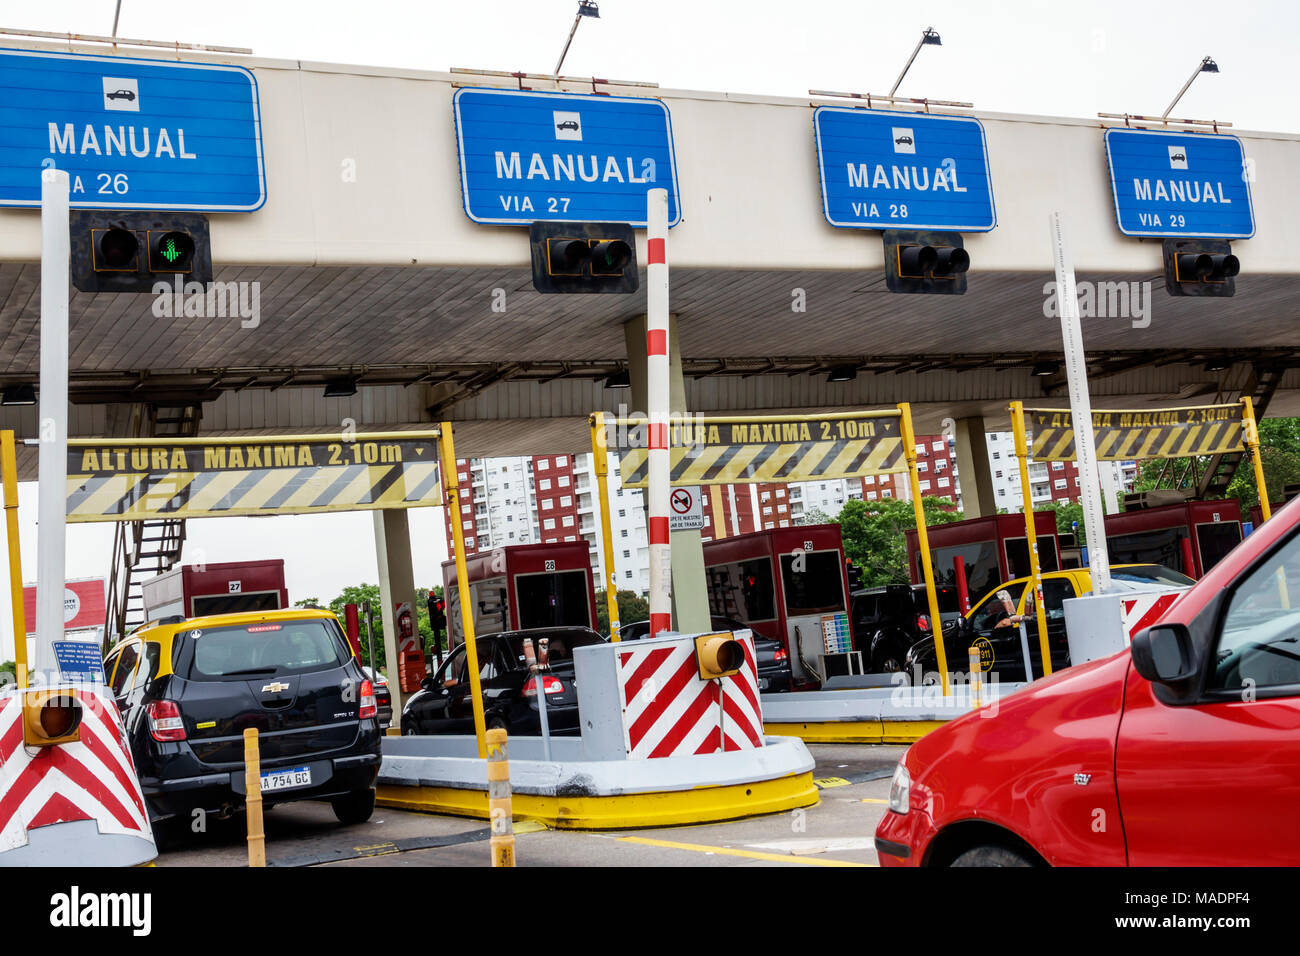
813,776 -> 851,789
354,842 -> 399,857
616,836 -> 872,867
512,819 -> 548,834
859,798 -> 889,804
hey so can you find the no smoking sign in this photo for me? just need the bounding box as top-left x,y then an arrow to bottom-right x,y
668,486 -> 704,531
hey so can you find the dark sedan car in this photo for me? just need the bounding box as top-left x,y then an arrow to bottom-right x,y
360,666 -> 393,728
400,627 -> 605,736
617,615 -> 792,692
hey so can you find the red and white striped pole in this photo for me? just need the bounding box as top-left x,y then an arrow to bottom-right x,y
646,187 -> 672,638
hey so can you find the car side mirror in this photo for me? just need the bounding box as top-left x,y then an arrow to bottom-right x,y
1131,623 -> 1198,686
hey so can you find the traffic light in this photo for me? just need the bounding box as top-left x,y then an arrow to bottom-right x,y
428,594 -> 446,632
71,210 -> 212,293
22,689 -> 82,747
845,559 -> 863,591
883,229 -> 970,295
695,632 -> 745,680
530,221 -> 638,293
1163,239 -> 1238,297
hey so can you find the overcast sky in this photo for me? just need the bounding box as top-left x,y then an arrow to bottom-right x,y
3,0 -> 1296,658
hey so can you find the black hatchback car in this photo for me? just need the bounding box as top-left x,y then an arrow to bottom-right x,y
617,616 -> 793,692
103,608 -> 382,828
400,627 -> 605,736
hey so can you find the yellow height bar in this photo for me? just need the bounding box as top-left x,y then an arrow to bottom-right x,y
711,485 -> 728,539
898,403 -> 949,697
590,413 -> 622,642
2,432 -> 26,688
1011,402 -> 1052,678
1243,397 -> 1271,523
439,422 -> 488,758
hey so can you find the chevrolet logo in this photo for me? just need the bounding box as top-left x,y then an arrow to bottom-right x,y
261,681 -> 291,693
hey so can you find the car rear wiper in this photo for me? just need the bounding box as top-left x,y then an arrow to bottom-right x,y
224,667 -> 277,676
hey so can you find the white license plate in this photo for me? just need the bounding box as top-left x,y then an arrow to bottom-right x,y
758,677 -> 770,690
260,766 -> 312,792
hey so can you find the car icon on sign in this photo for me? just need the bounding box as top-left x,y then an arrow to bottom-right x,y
1170,152 -> 1186,163
556,120 -> 580,132
106,89 -> 136,102
895,135 -> 913,146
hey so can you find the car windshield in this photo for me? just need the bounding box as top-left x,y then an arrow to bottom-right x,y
186,620 -> 348,679
1110,565 -> 1195,587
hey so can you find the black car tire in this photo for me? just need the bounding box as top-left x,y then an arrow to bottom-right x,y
402,718 -> 417,736
331,788 -> 376,825
950,845 -> 1035,867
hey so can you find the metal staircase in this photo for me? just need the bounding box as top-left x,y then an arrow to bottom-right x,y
105,403 -> 201,641
1195,366 -> 1285,500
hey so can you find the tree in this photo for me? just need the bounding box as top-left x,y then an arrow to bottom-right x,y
834,497 -> 964,587
595,589 -> 649,637
293,597 -> 321,608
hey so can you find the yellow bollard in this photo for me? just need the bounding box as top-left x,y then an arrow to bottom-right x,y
486,727 -> 515,867
968,647 -> 983,709
243,728 -> 266,868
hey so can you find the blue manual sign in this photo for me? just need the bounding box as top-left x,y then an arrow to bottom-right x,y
0,47 -> 265,211
453,87 -> 680,227
1104,128 -> 1253,238
814,107 -> 996,232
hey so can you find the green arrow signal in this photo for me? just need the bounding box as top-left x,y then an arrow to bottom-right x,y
161,238 -> 180,263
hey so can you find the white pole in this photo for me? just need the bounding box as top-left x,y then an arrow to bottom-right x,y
645,188 -> 672,637
35,169 -> 70,679
1047,211 -> 1111,593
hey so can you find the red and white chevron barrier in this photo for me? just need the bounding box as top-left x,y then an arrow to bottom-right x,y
1121,591 -> 1184,643
0,685 -> 155,862
617,632 -> 763,758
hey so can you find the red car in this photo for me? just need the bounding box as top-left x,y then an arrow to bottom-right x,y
876,494 -> 1300,867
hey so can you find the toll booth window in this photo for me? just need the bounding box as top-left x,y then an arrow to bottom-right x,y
1108,528 -> 1188,574
192,591 -> 280,617
1024,579 -> 1077,623
780,552 -> 845,615
931,541 -> 1000,607
1004,536 -> 1060,580
1197,522 -> 1244,573
739,559 -> 777,621
516,570 -> 591,629
1211,531 -> 1300,691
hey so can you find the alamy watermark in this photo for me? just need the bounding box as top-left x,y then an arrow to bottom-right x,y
1042,279 -> 1151,329
151,275 -> 260,329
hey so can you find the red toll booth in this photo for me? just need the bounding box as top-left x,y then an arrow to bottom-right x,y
906,514 -> 1062,609
1103,500 -> 1242,579
701,524 -> 852,690
141,559 -> 288,621
442,541 -> 597,646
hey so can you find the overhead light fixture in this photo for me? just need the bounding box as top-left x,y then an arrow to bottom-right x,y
890,26 -> 944,97
1031,361 -> 1061,377
1164,55 -> 1220,119
827,365 -> 858,383
1,384 -> 37,406
603,369 -> 631,389
554,1 -> 602,76
323,376 -> 358,398
1204,358 -> 1231,373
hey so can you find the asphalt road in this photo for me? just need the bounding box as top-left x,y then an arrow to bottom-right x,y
155,743 -> 907,868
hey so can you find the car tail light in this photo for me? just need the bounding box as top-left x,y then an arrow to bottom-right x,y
523,676 -> 564,697
147,700 -> 186,742
916,614 -> 931,632
773,646 -> 789,662
359,680 -> 377,719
